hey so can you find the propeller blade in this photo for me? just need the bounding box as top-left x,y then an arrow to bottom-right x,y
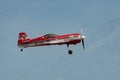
80,26 -> 86,50
82,39 -> 85,50
80,27 -> 83,35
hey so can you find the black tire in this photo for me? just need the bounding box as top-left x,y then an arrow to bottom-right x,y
68,50 -> 73,55
20,49 -> 23,52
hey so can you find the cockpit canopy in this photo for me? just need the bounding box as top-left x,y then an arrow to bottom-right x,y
44,34 -> 58,38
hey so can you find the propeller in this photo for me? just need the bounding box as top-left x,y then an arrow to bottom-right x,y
80,27 -> 86,50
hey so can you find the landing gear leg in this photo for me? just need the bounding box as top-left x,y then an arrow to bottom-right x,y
67,44 -> 73,55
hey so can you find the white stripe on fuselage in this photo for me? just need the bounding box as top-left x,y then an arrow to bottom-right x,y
47,35 -> 80,44
48,39 -> 65,44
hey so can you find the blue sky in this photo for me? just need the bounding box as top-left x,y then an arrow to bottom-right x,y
0,0 -> 120,80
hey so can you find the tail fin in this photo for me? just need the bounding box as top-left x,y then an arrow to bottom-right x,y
18,32 -> 30,46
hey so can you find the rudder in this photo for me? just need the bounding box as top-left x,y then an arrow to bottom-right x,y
18,32 -> 30,46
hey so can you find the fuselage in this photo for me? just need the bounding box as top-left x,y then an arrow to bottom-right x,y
18,33 -> 81,48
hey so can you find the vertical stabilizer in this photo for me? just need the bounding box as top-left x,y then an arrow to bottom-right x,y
18,32 -> 30,46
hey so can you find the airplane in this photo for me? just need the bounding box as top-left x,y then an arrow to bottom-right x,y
17,29 -> 86,55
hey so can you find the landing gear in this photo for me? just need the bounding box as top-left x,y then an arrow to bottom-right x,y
68,50 -> 73,55
20,48 -> 23,52
67,44 -> 73,55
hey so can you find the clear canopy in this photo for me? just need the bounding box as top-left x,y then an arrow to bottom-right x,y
44,34 -> 58,38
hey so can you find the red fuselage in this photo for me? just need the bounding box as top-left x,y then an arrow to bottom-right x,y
18,33 -> 81,48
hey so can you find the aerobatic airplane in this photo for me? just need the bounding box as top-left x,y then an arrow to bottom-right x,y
18,29 -> 86,55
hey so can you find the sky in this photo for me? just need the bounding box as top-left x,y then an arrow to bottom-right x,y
0,0 -> 120,80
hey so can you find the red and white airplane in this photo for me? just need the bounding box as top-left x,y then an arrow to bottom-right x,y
18,29 -> 86,55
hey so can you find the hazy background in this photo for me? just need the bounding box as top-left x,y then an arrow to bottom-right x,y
0,0 -> 120,80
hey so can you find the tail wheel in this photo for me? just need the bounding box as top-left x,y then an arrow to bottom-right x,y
20,49 -> 23,52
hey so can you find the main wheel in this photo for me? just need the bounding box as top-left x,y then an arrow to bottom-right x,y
68,50 -> 73,55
